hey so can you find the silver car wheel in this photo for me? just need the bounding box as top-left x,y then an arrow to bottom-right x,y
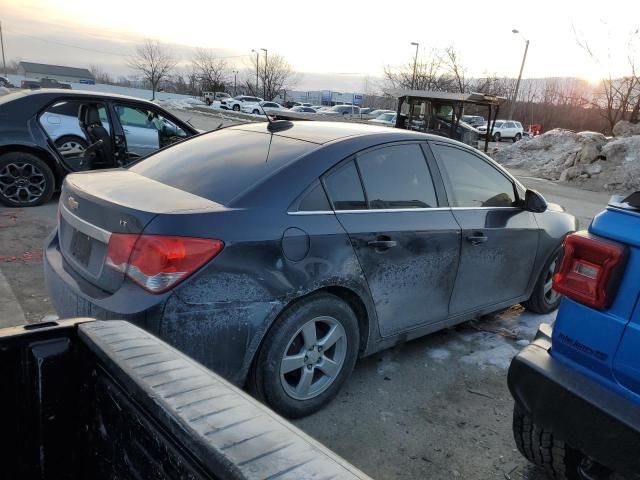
280,316 -> 347,401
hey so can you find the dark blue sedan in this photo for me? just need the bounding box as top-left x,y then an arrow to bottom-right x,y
45,120 -> 576,417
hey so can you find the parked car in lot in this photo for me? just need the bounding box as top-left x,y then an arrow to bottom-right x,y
1,318 -> 370,480
509,192 -> 640,480
0,89 -> 197,207
221,95 -> 263,111
241,100 -> 285,115
290,106 -> 318,113
462,115 -> 485,127
366,109 -> 395,118
477,120 -> 524,142
45,121 -> 576,418
202,91 -> 231,105
21,78 -> 72,90
368,112 -> 396,126
321,105 -> 361,117
0,76 -> 14,88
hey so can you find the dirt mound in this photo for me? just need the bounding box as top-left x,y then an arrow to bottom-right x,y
491,123 -> 638,192
612,120 -> 640,137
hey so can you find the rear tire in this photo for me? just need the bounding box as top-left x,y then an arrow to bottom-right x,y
248,293 -> 359,418
513,404 -> 592,480
523,248 -> 563,314
0,152 -> 55,207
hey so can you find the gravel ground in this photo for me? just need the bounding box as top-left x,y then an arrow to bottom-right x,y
0,109 -> 616,479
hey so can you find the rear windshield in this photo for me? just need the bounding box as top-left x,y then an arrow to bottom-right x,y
130,129 -> 316,205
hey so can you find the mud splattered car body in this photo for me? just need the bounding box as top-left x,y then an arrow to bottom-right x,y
44,121 -> 576,416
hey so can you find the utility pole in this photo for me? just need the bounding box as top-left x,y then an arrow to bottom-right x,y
232,70 -> 238,96
410,42 -> 419,90
251,49 -> 259,95
261,48 -> 268,99
0,21 -> 7,77
510,29 -> 529,120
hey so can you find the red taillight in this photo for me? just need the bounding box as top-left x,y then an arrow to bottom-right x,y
553,231 -> 627,310
105,234 -> 224,293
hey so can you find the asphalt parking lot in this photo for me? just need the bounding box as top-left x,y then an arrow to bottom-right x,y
0,109 -> 612,479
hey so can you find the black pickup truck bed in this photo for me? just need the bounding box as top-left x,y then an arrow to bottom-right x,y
0,319 -> 371,480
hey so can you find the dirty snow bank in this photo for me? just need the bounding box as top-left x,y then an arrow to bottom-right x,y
155,97 -> 206,110
491,123 -> 640,191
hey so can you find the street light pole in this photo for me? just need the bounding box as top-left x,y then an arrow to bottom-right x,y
0,21 -> 7,77
410,42 -> 419,90
251,49 -> 259,95
232,70 -> 238,96
509,29 -> 529,120
261,48 -> 268,99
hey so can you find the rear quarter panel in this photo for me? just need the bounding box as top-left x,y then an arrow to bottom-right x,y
145,208 -> 376,384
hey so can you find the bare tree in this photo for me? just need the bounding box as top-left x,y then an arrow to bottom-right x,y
383,47 -> 469,93
128,39 -> 177,100
192,48 -> 228,93
243,53 -> 298,100
89,65 -> 114,85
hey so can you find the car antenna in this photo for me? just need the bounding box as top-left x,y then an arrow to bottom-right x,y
258,102 -> 293,132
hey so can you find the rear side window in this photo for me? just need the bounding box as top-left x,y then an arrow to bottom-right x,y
432,144 -> 516,208
357,144 -> 437,209
323,161 -> 366,210
298,183 -> 331,211
130,129 -> 316,205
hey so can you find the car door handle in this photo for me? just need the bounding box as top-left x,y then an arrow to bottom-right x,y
367,239 -> 397,250
466,233 -> 488,245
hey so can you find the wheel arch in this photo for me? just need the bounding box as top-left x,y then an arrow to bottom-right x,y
243,284 -> 375,387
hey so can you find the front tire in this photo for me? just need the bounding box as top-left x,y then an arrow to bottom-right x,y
523,248 -> 563,314
493,132 -> 502,142
54,135 -> 88,152
233,104 -> 240,112
0,152 -> 55,207
253,109 -> 260,114
514,133 -> 522,142
249,293 -> 359,418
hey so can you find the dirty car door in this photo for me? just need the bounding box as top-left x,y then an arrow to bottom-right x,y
430,142 -> 539,315
323,143 -> 461,337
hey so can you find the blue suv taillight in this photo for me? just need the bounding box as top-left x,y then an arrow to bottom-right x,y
553,231 -> 627,310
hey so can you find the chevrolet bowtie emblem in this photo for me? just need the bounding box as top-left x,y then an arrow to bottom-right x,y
67,196 -> 79,210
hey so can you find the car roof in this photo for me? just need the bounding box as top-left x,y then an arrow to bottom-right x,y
0,88 -> 158,106
229,120 -> 437,145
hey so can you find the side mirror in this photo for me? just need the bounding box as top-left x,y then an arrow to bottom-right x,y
524,189 -> 547,213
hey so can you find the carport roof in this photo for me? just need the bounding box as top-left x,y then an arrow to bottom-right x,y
386,89 -> 506,105
18,62 -> 94,80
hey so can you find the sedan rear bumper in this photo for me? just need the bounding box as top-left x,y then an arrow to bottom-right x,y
44,228 -> 282,385
508,324 -> 640,475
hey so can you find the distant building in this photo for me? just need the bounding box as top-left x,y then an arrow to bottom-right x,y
17,62 -> 95,84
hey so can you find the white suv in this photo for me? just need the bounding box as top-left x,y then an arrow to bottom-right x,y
221,95 -> 264,112
477,120 -> 524,142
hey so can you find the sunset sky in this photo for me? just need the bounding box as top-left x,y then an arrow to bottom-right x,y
2,0 -> 639,90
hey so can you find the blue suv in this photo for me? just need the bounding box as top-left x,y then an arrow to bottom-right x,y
508,192 -> 640,479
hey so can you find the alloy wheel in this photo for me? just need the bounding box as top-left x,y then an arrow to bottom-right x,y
543,258 -> 561,304
58,140 -> 86,151
280,316 -> 347,401
0,162 -> 47,204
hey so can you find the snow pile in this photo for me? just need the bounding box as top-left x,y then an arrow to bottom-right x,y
155,97 -> 205,110
612,120 -> 640,137
492,123 -> 640,191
